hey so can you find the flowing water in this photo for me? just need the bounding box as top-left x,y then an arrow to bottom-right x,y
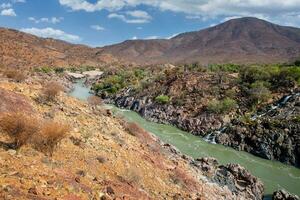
69,80 -> 300,197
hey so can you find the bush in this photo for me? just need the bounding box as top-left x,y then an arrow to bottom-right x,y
32,121 -> 70,155
36,66 -> 53,74
125,122 -> 144,137
294,60 -> 300,66
209,64 -> 241,73
87,96 -> 103,108
54,67 -> 65,74
207,98 -> 237,114
155,95 -> 170,104
0,112 -> 69,155
42,82 -> 64,101
4,69 -> 27,82
0,112 -> 39,147
249,82 -> 271,104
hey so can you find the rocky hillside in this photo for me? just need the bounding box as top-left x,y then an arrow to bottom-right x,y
99,17 -> 300,65
1,17 -> 300,68
0,71 -> 266,199
92,63 -> 300,167
0,28 -> 117,68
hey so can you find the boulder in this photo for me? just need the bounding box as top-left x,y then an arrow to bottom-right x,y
272,189 -> 299,200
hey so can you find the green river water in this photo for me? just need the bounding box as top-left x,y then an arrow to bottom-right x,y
70,80 -> 300,197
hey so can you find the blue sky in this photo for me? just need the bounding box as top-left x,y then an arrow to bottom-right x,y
1,0 -> 300,47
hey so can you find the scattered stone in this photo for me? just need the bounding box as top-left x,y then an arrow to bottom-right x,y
7,149 -> 17,156
106,186 -> 114,195
28,187 -> 38,195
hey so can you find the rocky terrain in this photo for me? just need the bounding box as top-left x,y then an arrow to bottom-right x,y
0,72 -> 267,199
1,17 -> 300,68
215,91 -> 300,167
93,64 -> 300,167
99,17 -> 300,65
0,28 -> 117,68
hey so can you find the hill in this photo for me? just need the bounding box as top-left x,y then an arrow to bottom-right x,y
0,28 -> 116,68
1,17 -> 300,67
99,17 -> 300,65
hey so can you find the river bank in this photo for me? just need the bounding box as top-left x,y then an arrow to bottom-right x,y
71,80 -> 300,198
102,89 -> 300,168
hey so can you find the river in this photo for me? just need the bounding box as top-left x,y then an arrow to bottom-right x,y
69,80 -> 300,198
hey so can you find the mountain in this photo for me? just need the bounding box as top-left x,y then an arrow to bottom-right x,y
1,17 -> 300,67
0,28 -> 116,68
99,17 -> 300,65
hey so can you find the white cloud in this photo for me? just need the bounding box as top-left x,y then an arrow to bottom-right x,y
1,8 -> 16,16
58,0 -> 300,27
108,10 -> 152,23
91,25 -> 105,31
20,27 -> 81,42
0,3 -> 12,9
28,17 -> 63,24
126,10 -> 151,20
136,26 -> 143,30
132,36 -> 138,40
145,35 -> 159,39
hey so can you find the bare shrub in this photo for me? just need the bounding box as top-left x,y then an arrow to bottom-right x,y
0,112 -> 39,147
87,96 -> 103,108
32,121 -> 70,155
42,82 -> 64,101
124,122 -> 144,137
0,112 -> 69,155
4,69 -> 27,82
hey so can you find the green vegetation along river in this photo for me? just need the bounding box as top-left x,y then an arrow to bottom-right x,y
69,80 -> 300,197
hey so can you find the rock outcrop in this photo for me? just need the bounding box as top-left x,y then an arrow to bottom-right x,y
192,157 -> 264,200
216,92 -> 300,167
273,190 -> 300,200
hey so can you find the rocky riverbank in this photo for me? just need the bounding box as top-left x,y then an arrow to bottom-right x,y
215,92 -> 300,167
0,73 -> 266,199
104,88 -> 225,136
102,88 -> 300,168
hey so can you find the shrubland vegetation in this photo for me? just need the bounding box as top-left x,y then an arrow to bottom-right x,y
91,62 -> 300,115
207,98 -> 237,114
0,112 -> 70,155
42,81 -> 64,102
92,68 -> 147,94
3,69 -> 27,82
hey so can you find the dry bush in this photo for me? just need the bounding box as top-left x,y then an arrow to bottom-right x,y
32,121 -> 70,155
87,96 -> 103,108
0,112 -> 69,155
4,69 -> 27,82
124,122 -> 144,137
0,112 -> 39,147
42,82 -> 64,101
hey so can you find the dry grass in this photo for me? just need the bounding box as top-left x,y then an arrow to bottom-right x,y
3,69 -> 27,82
87,96 -> 103,107
32,121 -> 70,155
0,112 -> 39,147
0,112 -> 70,155
42,81 -> 64,101
124,122 -> 144,137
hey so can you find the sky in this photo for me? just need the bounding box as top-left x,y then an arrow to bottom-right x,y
1,0 -> 300,47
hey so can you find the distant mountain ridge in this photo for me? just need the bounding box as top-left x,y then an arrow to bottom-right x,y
99,17 -> 300,65
1,17 -> 300,67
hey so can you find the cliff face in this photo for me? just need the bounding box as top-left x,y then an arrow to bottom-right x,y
0,73 -> 264,199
